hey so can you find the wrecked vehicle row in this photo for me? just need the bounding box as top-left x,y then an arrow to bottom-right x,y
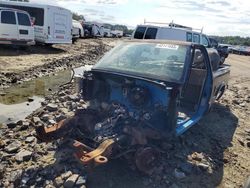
36,40 -> 230,174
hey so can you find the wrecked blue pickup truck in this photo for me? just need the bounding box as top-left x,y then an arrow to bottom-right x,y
37,40 -> 230,173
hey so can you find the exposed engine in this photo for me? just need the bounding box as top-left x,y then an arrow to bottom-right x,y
36,71 -> 177,174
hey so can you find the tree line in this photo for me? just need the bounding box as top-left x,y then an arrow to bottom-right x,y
210,36 -> 250,46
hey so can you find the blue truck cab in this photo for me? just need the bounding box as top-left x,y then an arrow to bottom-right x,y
36,40 -> 230,173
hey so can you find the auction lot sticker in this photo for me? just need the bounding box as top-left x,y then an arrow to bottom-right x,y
155,44 -> 179,50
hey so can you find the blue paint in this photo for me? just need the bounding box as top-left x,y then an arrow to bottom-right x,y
107,78 -> 170,113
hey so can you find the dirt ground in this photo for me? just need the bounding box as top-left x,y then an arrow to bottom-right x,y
0,38 -> 118,73
0,40 -> 249,188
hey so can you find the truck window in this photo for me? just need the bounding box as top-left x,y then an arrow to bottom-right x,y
17,12 -> 31,26
193,34 -> 200,43
202,35 -> 209,47
186,32 -> 192,42
0,4 -> 44,26
134,27 -> 146,39
1,11 -> 16,25
144,28 -> 157,39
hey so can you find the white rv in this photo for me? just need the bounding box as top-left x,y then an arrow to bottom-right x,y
0,7 -> 35,45
0,1 -> 72,44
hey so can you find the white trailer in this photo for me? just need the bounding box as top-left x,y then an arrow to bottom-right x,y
0,1 -> 72,44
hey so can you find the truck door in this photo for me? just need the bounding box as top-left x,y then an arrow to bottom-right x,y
16,12 -> 33,42
0,10 -> 18,42
176,45 -> 213,135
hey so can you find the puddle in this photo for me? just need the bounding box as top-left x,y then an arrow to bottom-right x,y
0,96 -> 44,124
0,70 -> 71,124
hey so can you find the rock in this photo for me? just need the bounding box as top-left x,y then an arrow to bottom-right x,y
46,104 -> 58,112
246,142 -> 250,148
41,101 -> 48,106
15,149 -> 32,162
55,114 -> 66,122
6,122 -> 16,129
64,174 -> 79,188
68,95 -> 79,102
5,140 -> 21,153
21,176 -> 30,185
174,169 -> 186,179
54,176 -> 64,187
197,163 -> 210,171
61,171 -> 72,180
33,117 -> 41,124
27,97 -> 34,102
25,136 -> 36,143
75,176 -> 86,186
0,139 -> 6,148
191,152 -> 204,161
0,164 -> 6,179
19,121 -> 29,131
41,114 -> 50,121
9,169 -> 23,183
238,138 -> 245,146
48,119 -> 56,125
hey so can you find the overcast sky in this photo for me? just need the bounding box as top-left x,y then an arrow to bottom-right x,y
30,0 -> 250,37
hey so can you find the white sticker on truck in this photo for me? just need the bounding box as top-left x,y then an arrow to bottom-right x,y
155,44 -> 179,50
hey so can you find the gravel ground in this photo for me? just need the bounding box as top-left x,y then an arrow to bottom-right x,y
0,41 -> 249,188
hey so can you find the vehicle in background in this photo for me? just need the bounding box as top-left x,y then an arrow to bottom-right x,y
0,7 -> 35,46
209,38 -> 229,64
132,21 -> 229,65
230,46 -> 250,55
111,30 -> 123,38
83,22 -> 104,38
132,21 -> 210,47
0,1 -> 72,45
104,28 -> 112,37
72,22 -> 80,43
73,20 -> 84,38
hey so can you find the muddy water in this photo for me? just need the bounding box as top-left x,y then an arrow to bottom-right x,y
0,70 -> 71,124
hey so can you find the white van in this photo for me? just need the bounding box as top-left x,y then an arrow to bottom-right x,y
73,20 -> 84,38
132,22 -> 211,47
0,7 -> 34,45
0,1 -> 72,44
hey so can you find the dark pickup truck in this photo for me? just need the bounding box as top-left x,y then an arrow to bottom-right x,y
37,40 -> 230,173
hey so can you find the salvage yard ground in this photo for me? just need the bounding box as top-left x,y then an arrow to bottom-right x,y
0,39 -> 249,188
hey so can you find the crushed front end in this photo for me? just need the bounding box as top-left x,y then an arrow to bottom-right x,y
36,41 -> 188,174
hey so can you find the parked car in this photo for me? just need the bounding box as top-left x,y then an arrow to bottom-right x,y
0,1 -> 72,45
230,46 -> 250,55
0,7 -> 35,46
209,38 -> 229,64
73,20 -> 84,38
37,40 -> 230,174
